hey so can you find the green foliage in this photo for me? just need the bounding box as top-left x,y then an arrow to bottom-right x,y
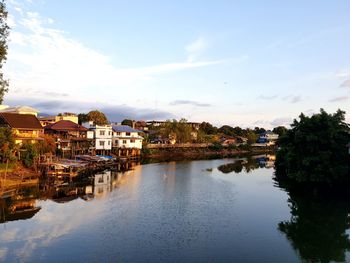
87,110 -> 108,125
78,113 -> 89,124
0,127 -> 15,162
0,0 -> 9,104
275,109 -> 350,185
246,130 -> 259,144
273,126 -> 288,137
36,134 -> 56,154
121,119 -> 134,127
159,119 -> 193,143
199,122 -> 217,135
22,143 -> 38,168
218,125 -> 236,136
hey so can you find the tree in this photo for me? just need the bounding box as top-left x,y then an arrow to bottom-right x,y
199,122 -> 217,135
275,109 -> 350,185
218,125 -> 236,136
87,110 -> 108,125
254,127 -> 266,135
22,143 -> 38,168
121,119 -> 134,127
0,0 -> 9,104
273,126 -> 288,137
78,113 -> 89,125
36,134 -> 56,154
246,130 -> 259,144
0,127 -> 15,162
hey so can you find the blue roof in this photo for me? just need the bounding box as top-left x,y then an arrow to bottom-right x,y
112,125 -> 141,133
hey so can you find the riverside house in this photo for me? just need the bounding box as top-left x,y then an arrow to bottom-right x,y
0,112 -> 43,145
44,120 -> 93,157
112,125 -> 143,156
83,121 -> 113,155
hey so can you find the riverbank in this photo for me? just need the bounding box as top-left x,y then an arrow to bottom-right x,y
142,145 -> 276,163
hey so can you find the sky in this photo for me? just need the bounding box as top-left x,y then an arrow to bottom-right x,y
3,0 -> 350,128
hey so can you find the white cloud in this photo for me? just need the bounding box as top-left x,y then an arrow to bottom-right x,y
5,7 -> 222,107
186,37 -> 207,62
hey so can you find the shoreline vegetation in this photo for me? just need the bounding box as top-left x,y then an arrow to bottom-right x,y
275,109 -> 350,195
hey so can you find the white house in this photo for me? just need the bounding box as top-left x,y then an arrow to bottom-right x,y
83,121 -> 113,154
112,125 -> 143,149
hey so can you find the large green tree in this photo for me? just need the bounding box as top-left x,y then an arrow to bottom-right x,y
85,110 -> 109,125
0,0 -> 9,104
0,127 -> 15,162
275,109 -> 350,185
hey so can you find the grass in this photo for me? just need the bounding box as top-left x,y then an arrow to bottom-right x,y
0,162 -> 15,173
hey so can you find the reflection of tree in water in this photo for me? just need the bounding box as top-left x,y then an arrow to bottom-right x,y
278,190 -> 350,263
217,158 -> 260,174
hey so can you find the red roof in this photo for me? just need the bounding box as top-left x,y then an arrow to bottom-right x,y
0,113 -> 43,130
44,120 -> 87,132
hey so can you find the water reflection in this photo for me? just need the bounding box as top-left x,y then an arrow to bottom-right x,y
0,162 -> 140,224
217,154 -> 275,174
278,189 -> 350,262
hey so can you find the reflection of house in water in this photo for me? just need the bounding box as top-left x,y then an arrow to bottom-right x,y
0,188 -> 41,223
93,171 -> 112,198
256,154 -> 276,168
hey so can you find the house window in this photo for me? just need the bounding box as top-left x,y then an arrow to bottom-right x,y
123,140 -> 127,144
116,132 -> 121,136
108,141 -> 111,145
100,130 -> 105,136
108,131 -> 111,135
99,141 -> 105,146
130,139 -> 135,143
126,132 -> 130,136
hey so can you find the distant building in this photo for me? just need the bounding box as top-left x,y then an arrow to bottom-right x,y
0,106 -> 39,117
44,120 -> 92,157
258,131 -> 279,145
0,112 -> 43,145
83,121 -> 113,155
39,113 -> 79,127
146,120 -> 201,130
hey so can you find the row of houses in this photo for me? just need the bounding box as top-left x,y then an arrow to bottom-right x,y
0,106 -> 144,158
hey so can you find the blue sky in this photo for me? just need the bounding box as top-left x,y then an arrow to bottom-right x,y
3,0 -> 350,128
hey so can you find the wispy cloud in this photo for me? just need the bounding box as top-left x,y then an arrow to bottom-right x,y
186,37 -> 207,62
169,100 -> 212,107
5,5 -> 224,107
328,96 -> 349,102
282,95 -> 302,104
270,117 -> 292,127
340,79 -> 350,88
257,95 -> 278,100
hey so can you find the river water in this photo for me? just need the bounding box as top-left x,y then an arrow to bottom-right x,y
0,157 -> 349,262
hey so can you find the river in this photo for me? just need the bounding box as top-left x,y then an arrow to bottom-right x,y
0,156 -> 349,262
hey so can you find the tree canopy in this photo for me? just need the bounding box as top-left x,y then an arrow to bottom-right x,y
78,110 -> 109,125
121,119 -> 134,127
275,109 -> 350,186
0,0 -> 9,104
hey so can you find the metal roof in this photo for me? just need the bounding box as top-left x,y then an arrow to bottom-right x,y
112,125 -> 142,133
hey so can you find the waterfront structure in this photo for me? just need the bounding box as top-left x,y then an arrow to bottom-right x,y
0,105 -> 39,117
0,112 -> 43,145
258,131 -> 279,145
83,121 -> 113,155
39,113 -> 79,127
112,125 -> 143,157
44,120 -> 92,157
